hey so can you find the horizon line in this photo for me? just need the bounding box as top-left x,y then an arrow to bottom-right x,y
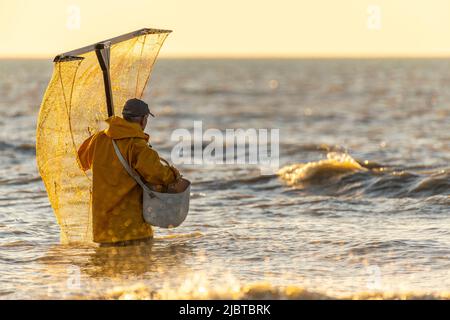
1,53 -> 450,60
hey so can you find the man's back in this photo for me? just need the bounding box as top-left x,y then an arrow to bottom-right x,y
77,116 -> 175,243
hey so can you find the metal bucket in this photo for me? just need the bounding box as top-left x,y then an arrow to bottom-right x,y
142,180 -> 191,228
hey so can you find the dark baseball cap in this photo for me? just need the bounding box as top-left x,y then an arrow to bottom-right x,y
122,98 -> 155,118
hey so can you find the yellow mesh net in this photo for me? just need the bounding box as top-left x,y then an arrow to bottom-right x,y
36,30 -> 170,244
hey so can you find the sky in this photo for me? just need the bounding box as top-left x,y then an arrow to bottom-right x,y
1,0 -> 450,58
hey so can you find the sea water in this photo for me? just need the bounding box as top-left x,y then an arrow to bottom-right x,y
0,58 -> 449,299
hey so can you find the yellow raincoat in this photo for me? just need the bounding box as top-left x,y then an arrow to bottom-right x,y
77,116 -> 176,244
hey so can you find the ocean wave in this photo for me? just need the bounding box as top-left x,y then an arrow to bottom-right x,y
0,175 -> 42,186
0,240 -> 37,248
0,141 -> 35,154
408,170 -> 450,195
281,143 -> 350,156
180,87 -> 279,97
196,174 -> 275,190
76,282 -> 449,300
278,152 -> 366,185
278,153 -> 450,197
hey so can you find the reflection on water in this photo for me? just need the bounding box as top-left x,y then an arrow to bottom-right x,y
32,241 -> 450,300
30,238 -> 193,299
0,59 -> 449,299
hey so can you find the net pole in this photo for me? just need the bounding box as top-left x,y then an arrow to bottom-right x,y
95,42 -> 114,117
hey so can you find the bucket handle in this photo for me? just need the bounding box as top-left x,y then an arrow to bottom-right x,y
159,157 -> 180,180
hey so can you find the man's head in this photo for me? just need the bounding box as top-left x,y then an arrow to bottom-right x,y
122,98 -> 155,130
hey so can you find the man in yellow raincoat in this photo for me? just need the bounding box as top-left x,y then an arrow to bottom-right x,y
77,98 -> 179,244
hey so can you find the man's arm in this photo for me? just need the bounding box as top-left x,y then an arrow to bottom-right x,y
131,139 -> 177,186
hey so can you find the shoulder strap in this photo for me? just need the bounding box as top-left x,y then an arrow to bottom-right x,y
111,139 -> 155,197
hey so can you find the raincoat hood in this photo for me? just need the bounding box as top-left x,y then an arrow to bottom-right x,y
104,116 -> 149,141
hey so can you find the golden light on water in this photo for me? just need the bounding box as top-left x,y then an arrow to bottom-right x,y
278,152 -> 366,185
1,0 -> 449,302
34,238 -> 450,300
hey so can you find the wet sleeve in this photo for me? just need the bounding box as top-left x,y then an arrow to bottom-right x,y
131,139 -> 176,186
77,135 -> 95,171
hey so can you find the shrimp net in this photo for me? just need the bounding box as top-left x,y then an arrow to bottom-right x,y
36,29 -> 170,243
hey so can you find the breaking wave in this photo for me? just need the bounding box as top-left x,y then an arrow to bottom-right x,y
278,152 -> 450,197
80,282 -> 450,300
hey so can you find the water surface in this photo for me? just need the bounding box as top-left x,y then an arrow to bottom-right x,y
0,59 -> 449,299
